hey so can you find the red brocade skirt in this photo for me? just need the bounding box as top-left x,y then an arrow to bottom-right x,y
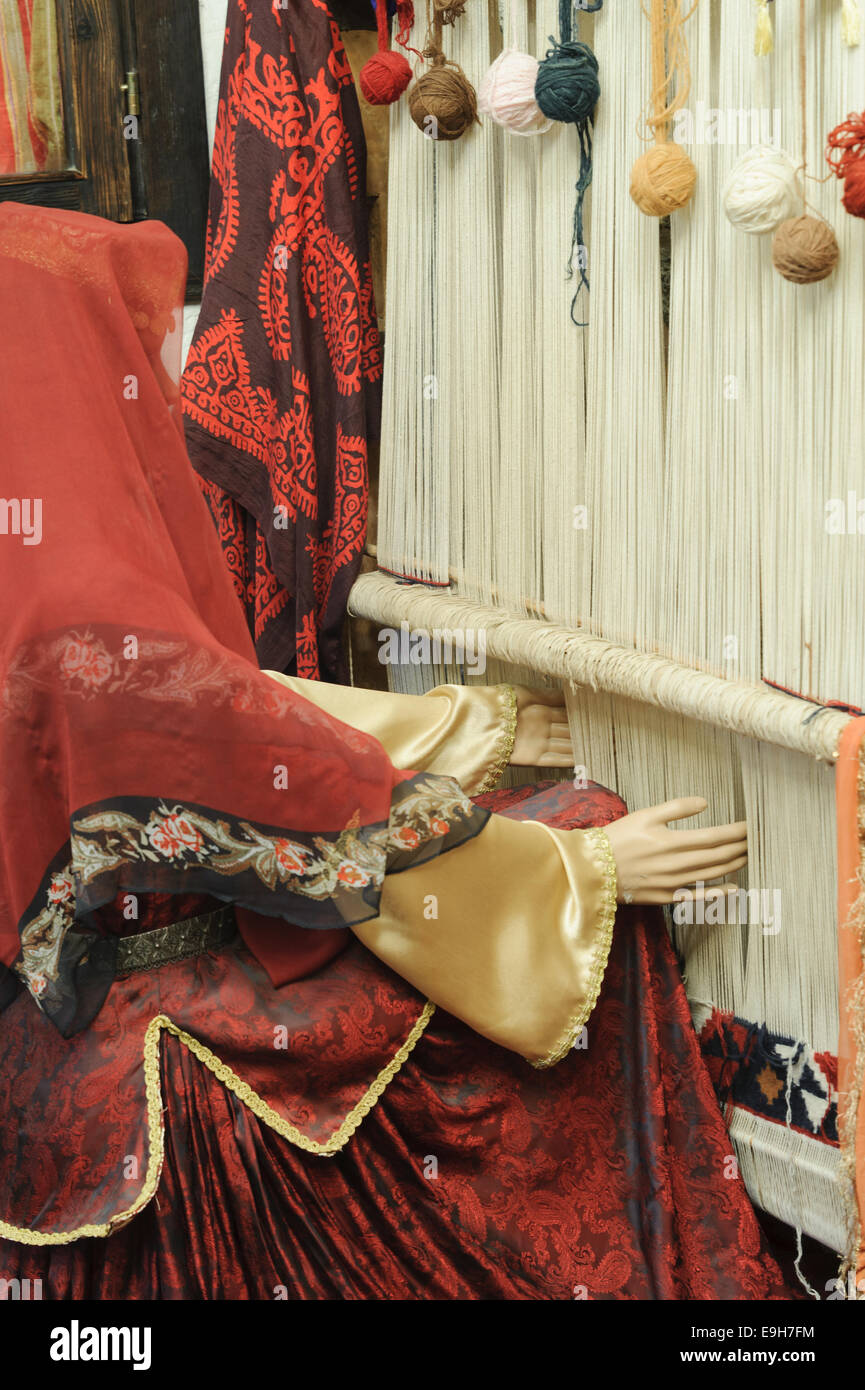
0,782 -> 794,1300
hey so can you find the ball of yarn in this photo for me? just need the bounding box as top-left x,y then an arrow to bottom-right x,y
842,159 -> 865,218
478,49 -> 551,136
360,49 -> 413,106
722,145 -> 802,235
826,111 -> 865,219
535,40 -> 600,125
629,143 -> 697,217
408,65 -> 477,141
771,215 -> 839,283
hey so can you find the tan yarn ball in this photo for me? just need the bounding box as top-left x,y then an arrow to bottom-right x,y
771,215 -> 839,284
408,66 -> 478,141
629,143 -> 697,217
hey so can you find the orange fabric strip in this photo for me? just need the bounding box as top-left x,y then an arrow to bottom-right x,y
836,716 -> 865,1278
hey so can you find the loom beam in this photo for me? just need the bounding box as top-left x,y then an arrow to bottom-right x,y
349,572 -> 851,763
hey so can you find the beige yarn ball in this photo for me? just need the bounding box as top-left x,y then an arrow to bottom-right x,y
630,143 -> 697,217
771,215 -> 839,284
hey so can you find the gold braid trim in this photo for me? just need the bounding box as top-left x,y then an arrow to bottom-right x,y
476,684 -> 518,794
0,1001 -> 435,1246
532,827 -> 618,1070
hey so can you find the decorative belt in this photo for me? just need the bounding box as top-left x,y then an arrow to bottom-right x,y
115,905 -> 237,977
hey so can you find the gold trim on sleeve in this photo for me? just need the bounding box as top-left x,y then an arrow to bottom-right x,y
531,827 -> 618,1070
0,1001 -> 435,1246
476,684 -> 518,794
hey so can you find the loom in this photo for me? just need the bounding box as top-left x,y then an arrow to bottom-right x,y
349,0 -> 865,1269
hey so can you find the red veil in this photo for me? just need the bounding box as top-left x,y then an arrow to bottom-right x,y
0,203 -> 487,1036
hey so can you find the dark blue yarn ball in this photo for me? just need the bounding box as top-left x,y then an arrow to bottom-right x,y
535,40 -> 600,125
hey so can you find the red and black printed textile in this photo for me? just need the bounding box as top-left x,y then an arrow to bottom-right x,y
182,0 -> 382,680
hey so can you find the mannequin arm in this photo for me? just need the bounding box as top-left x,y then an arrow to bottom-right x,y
264,672 -> 517,796
354,814 -> 618,1066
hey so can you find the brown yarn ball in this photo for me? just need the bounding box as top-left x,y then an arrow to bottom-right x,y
771,215 -> 839,284
629,142 -> 697,217
408,65 -> 478,141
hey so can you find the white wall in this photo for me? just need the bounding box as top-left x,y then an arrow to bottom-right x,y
181,0 -> 229,362
199,0 -> 230,149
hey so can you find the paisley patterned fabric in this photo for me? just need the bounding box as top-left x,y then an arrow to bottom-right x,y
182,0 -> 382,680
0,782 -> 795,1299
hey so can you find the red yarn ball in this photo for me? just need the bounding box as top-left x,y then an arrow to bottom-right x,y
826,110 -> 865,218
842,160 -> 865,218
360,50 -> 412,105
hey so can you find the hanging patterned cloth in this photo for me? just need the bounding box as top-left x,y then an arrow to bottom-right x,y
182,0 -> 382,680
0,0 -> 66,175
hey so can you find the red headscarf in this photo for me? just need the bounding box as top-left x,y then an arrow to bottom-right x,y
0,203 -> 487,1036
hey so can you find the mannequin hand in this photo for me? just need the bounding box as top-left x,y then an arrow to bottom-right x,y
510,686 -> 574,767
604,797 -> 747,905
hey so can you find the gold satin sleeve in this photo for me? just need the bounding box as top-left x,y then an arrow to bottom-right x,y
264,672 -> 517,795
353,816 -> 618,1067
263,673 -> 616,1066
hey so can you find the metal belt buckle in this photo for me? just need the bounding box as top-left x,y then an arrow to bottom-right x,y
115,904 -> 237,977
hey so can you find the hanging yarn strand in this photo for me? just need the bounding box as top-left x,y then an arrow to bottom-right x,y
395,0 -> 417,48
799,0 -> 807,210
644,0 -> 694,140
842,0 -> 862,47
771,0 -> 840,283
754,0 -> 774,56
392,1 -> 424,58
408,0 -> 478,140
360,0 -> 414,105
433,0 -> 466,22
531,0 -> 603,320
630,0 -> 698,216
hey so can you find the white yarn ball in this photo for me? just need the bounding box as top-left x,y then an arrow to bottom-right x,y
722,146 -> 803,235
478,49 -> 552,136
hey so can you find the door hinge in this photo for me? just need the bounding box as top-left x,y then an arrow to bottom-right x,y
120,69 -> 140,117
